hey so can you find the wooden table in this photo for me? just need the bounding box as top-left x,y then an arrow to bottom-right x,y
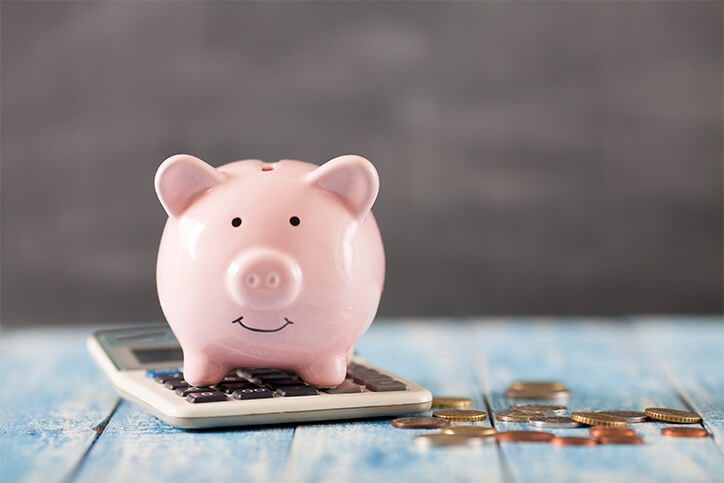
2,317 -> 723,482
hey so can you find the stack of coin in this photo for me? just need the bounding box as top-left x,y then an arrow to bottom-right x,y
504,381 -> 570,400
645,408 -> 702,424
571,412 -> 628,427
431,396 -> 473,409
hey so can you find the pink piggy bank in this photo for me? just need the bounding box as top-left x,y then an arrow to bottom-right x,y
154,154 -> 385,387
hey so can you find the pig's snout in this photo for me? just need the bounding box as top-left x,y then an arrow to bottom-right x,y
227,248 -> 302,310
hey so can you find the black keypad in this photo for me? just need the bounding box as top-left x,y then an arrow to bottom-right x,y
366,380 -> 407,392
232,386 -> 275,400
261,377 -> 305,387
218,382 -> 257,394
175,386 -> 214,397
323,380 -> 364,394
276,385 -> 319,397
164,380 -> 190,390
155,373 -> 185,384
186,391 -> 228,403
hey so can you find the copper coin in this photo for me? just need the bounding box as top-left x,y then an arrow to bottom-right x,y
661,426 -> 710,438
598,435 -> 644,445
495,430 -> 555,443
589,426 -> 636,438
390,417 -> 450,429
551,436 -> 598,446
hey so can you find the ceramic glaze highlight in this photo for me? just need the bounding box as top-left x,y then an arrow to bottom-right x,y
155,154 -> 385,387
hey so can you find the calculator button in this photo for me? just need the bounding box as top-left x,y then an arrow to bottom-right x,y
255,372 -> 297,381
232,387 -> 275,400
175,386 -> 213,397
218,382 -> 257,394
186,391 -> 228,403
276,385 -> 319,397
323,380 -> 364,394
155,373 -> 185,384
261,377 -> 304,387
165,380 -> 191,390
218,376 -> 246,384
241,368 -> 286,377
146,369 -> 181,378
366,380 -> 407,392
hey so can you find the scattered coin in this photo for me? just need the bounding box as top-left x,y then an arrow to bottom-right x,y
496,410 -> 534,422
432,409 -> 488,422
644,408 -> 702,424
495,430 -> 555,443
510,381 -> 568,391
504,389 -> 571,400
595,410 -> 647,423
431,396 -> 473,409
413,433 -> 484,448
598,435 -> 644,445
660,426 -> 710,438
529,416 -> 581,428
589,426 -> 636,438
391,417 -> 450,429
441,425 -> 497,437
571,411 -> 627,427
511,404 -> 568,416
551,436 -> 598,446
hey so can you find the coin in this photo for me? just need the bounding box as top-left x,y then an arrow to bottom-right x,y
413,433 -> 484,448
644,408 -> 702,424
504,389 -> 571,400
511,404 -> 567,416
441,425 -> 497,437
496,410 -> 534,422
529,416 -> 581,428
510,381 -> 568,391
660,426 -> 710,438
431,397 -> 473,409
598,435 -> 644,445
571,411 -> 627,427
391,417 -> 450,429
551,436 -> 598,446
595,410 -> 647,423
588,426 -> 636,438
432,409 -> 488,422
495,430 -> 555,443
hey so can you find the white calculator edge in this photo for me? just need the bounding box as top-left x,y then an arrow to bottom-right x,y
87,326 -> 432,429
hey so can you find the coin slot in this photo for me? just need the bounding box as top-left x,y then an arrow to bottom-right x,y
262,165 -> 274,172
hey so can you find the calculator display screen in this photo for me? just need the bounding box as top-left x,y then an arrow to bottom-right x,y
132,347 -> 184,364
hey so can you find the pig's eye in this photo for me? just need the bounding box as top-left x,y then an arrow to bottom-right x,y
231,217 -> 242,227
289,216 -> 300,227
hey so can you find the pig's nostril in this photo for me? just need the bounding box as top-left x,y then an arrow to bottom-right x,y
266,272 -> 280,288
245,273 -> 259,288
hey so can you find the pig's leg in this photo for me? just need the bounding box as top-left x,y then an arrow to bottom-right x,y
297,353 -> 347,388
182,353 -> 225,386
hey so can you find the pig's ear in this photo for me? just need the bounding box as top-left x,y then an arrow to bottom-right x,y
306,155 -> 379,222
155,154 -> 226,218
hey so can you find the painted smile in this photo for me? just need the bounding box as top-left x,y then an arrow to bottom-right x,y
232,316 -> 294,333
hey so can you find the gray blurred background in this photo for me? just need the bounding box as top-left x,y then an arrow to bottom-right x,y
2,1 -> 722,327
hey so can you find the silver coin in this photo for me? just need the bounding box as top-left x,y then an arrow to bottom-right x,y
510,404 -> 568,416
528,416 -> 581,428
412,433 -> 485,448
595,410 -> 648,423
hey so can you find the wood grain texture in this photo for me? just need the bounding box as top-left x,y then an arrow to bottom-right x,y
2,318 -> 722,483
0,328 -> 118,483
470,318 -> 724,482
634,316 -> 724,453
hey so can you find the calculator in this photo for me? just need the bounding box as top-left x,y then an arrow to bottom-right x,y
87,324 -> 432,429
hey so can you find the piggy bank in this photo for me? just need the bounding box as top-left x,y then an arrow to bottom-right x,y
154,154 -> 385,387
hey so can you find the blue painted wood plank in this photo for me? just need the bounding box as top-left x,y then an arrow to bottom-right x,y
279,320 -> 505,483
469,318 -> 724,482
634,316 -> 724,453
73,400 -> 295,483
0,327 -> 118,483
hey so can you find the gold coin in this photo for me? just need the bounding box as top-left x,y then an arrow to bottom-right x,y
432,409 -> 488,422
431,396 -> 474,409
504,389 -> 571,400
644,408 -> 702,424
390,417 -> 450,429
496,410 -> 533,422
571,411 -> 627,427
441,425 -> 497,437
510,381 -> 567,391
